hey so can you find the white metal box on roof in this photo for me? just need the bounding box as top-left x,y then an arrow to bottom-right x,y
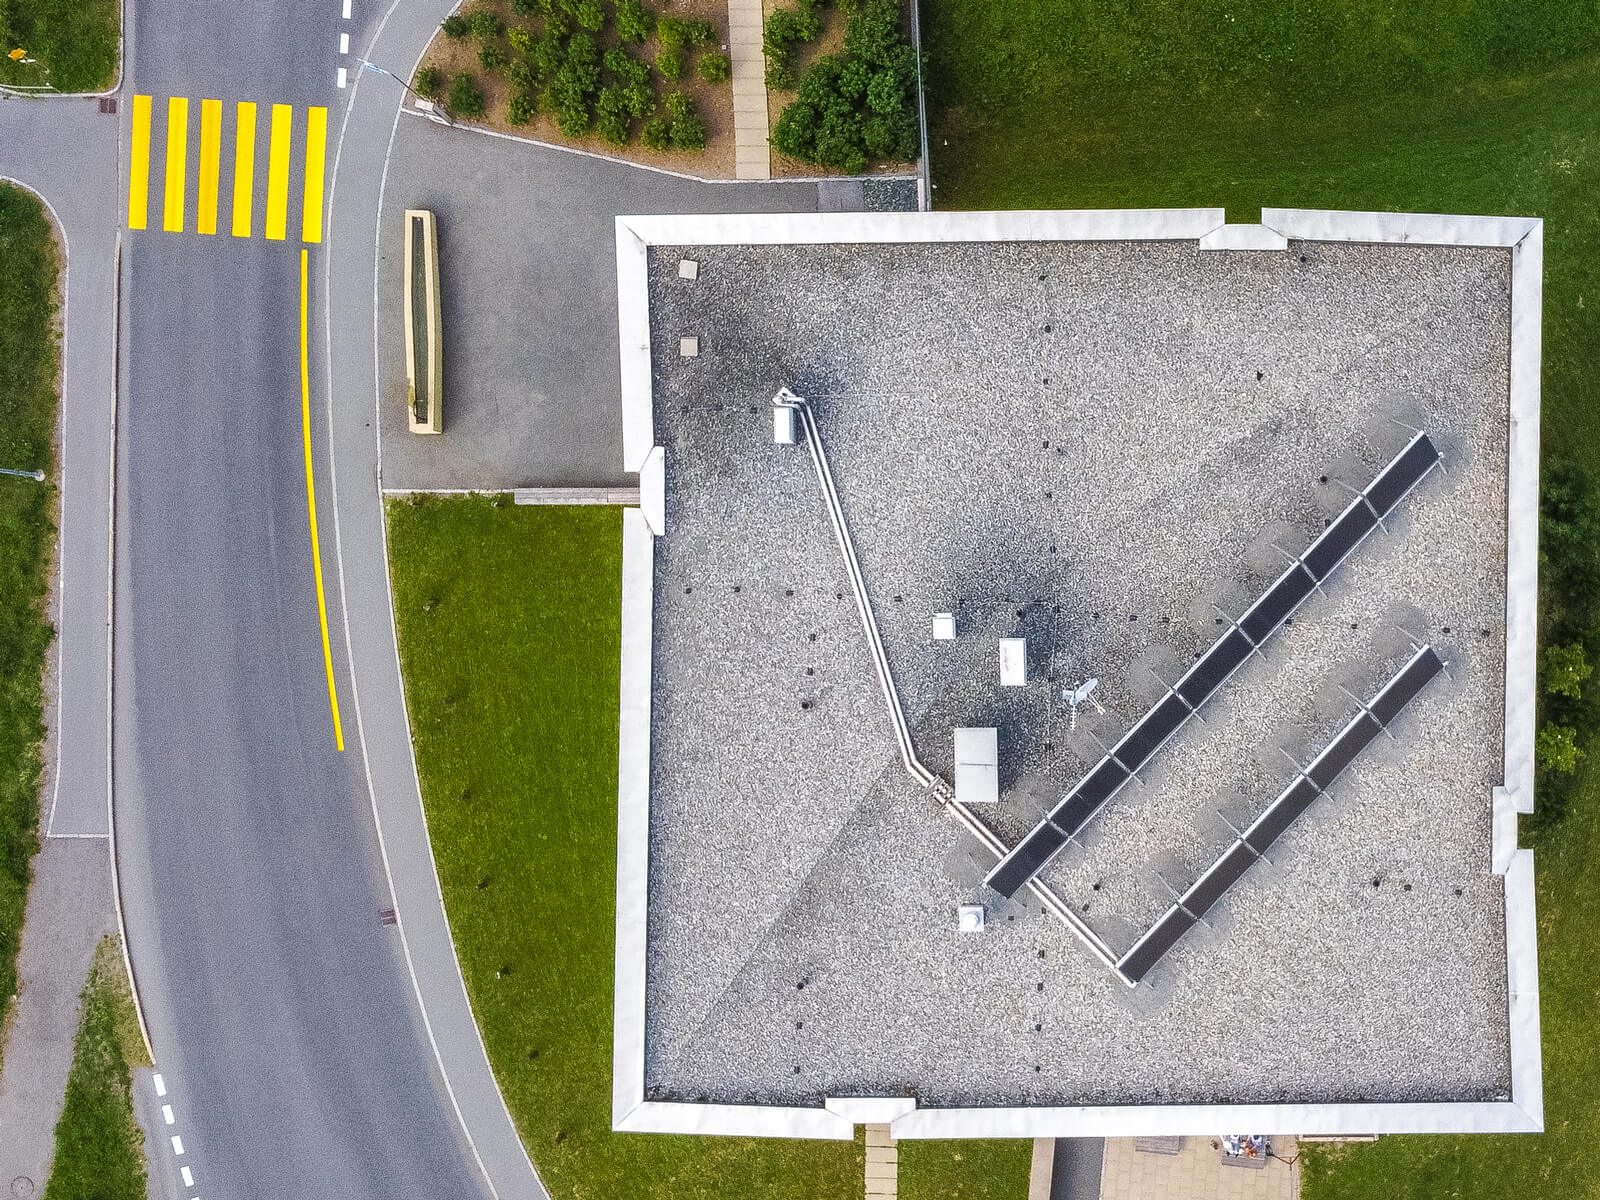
954,727 -> 999,805
999,638 -> 1026,687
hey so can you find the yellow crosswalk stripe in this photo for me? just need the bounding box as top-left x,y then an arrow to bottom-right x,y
265,103 -> 292,242
162,96 -> 188,233
301,107 -> 328,245
232,102 -> 257,238
127,94 -> 152,230
196,99 -> 223,236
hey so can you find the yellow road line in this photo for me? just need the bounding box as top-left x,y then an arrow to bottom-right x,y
127,94 -> 152,230
162,96 -> 188,233
301,106 -> 328,245
196,99 -> 223,235
299,249 -> 345,752
265,103 -> 292,241
231,102 -> 257,238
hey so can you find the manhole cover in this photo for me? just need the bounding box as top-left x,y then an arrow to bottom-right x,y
11,1176 -> 37,1199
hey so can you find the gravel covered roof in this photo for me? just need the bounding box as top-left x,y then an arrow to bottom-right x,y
640,238 -> 1514,1108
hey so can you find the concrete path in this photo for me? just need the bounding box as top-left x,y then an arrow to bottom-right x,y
0,840 -> 117,1198
0,94 -> 120,839
727,0 -> 770,178
865,1124 -> 897,1198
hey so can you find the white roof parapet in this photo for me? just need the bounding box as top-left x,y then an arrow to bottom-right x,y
617,208 -> 1228,250
1260,207 -> 1542,248
639,445 -> 666,535
1198,223 -> 1290,251
1503,849 -> 1543,1128
612,509 -> 655,1128
826,1097 -> 918,1124
615,217 -> 655,473
1503,219 -> 1542,821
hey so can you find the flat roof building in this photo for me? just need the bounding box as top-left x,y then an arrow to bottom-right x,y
611,209 -> 1543,1141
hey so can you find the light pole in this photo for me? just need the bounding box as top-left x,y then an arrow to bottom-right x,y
0,466 -> 45,481
357,58 -> 453,124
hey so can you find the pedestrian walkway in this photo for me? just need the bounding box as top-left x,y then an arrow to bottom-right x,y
726,0 -> 769,178
126,94 -> 328,243
866,1124 -> 897,1198
0,839 -> 117,1198
1099,1136 -> 1298,1200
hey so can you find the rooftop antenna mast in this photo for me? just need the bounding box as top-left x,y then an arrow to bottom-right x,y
1064,677 -> 1103,731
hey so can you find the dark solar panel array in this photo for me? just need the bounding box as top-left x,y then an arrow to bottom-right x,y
985,433 -> 1440,900
1114,644 -> 1445,986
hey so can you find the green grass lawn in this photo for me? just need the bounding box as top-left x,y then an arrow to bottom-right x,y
0,181 -> 59,1071
387,495 -> 1031,1199
923,3 -> 1600,1197
42,936 -> 150,1200
0,0 -> 119,92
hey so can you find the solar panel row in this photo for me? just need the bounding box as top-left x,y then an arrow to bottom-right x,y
984,433 -> 1440,901
1114,645 -> 1445,985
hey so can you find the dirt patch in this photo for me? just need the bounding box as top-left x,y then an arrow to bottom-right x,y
418,0 -> 738,179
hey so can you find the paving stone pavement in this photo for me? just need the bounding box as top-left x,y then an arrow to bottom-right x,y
727,0 -> 770,178
865,1123 -> 897,1198
1099,1136 -> 1298,1200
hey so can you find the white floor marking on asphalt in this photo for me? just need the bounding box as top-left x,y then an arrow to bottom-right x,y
181,1167 -> 194,1187
337,66 -> 348,88
153,1072 -> 166,1097
171,1135 -> 185,1155
340,32 -> 349,53
342,0 -> 351,16
162,1103 -> 174,1124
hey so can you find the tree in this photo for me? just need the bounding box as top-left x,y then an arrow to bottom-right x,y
1536,723 -> 1582,774
1542,642 -> 1592,700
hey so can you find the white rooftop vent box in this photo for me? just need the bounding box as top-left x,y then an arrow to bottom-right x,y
954,727 -> 999,805
773,405 -> 797,444
932,612 -> 956,640
957,904 -> 986,933
679,336 -> 699,358
999,638 -> 1026,687
677,258 -> 699,280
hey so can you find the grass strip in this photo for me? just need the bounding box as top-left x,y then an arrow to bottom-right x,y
42,935 -> 150,1200
387,495 -> 866,1200
898,1138 -> 1033,1199
0,0 -> 119,92
0,181 -> 59,1070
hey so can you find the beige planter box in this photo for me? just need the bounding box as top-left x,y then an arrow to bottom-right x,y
403,208 -> 443,434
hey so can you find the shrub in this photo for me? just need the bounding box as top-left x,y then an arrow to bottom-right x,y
771,0 -> 919,170
1537,723 -> 1582,774
508,88 -> 537,124
604,47 -> 649,86
681,18 -> 716,45
480,44 -> 510,72
567,30 -> 599,70
616,0 -> 654,42
763,2 -> 822,88
596,87 -> 633,144
441,14 -> 470,37
413,65 -> 444,98
671,109 -> 708,150
511,0 -> 539,13
543,6 -> 571,37
665,90 -> 693,121
507,27 -> 535,54
547,34 -> 600,135
575,0 -> 604,32
448,71 -> 487,117
640,116 -> 671,150
655,46 -> 683,81
698,50 -> 732,83
469,9 -> 503,39
1542,461 -> 1600,601
657,16 -> 687,49
532,33 -> 565,80
1543,643 -> 1593,700
509,60 -> 538,90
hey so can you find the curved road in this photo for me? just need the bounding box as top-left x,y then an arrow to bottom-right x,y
111,0 -> 531,1196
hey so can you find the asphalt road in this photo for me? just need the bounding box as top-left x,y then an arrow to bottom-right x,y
112,1 -> 493,1196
